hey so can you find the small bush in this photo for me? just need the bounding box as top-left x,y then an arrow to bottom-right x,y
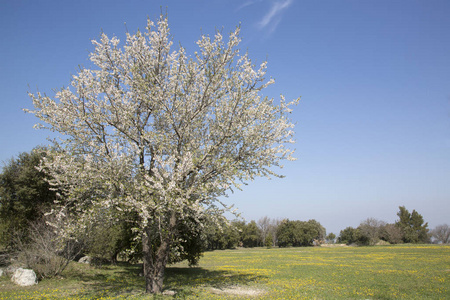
13,220 -> 84,279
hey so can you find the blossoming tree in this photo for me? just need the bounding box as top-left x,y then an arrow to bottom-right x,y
27,15 -> 298,293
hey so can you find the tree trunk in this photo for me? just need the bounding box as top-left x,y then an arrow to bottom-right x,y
110,251 -> 118,265
142,212 -> 177,294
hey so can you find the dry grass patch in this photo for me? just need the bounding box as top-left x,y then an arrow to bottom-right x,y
209,285 -> 266,297
320,243 -> 348,247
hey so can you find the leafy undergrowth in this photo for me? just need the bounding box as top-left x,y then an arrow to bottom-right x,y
0,244 -> 449,299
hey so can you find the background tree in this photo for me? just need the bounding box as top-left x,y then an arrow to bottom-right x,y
277,219 -> 296,247
326,232 -> 336,244
241,220 -> 261,248
307,219 -> 326,244
410,209 -> 430,243
203,217 -> 239,250
269,218 -> 282,247
337,227 -> 360,245
380,223 -> 403,244
431,224 -> 450,244
358,218 -> 386,246
0,147 -> 56,248
395,206 -> 430,243
257,216 -> 271,247
277,219 -> 325,247
27,15 -> 297,294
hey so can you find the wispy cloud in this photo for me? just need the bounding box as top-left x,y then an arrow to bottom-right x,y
236,0 -> 263,11
257,0 -> 293,33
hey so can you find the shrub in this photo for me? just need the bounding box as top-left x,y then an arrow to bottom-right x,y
13,219 -> 84,279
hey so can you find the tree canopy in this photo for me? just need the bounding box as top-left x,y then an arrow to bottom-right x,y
277,219 -> 325,247
396,206 -> 430,244
431,224 -> 450,244
0,147 -> 56,247
27,15 -> 298,293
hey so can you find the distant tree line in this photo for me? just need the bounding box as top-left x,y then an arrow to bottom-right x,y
337,206 -> 436,245
1,149 -> 448,277
203,217 -> 327,250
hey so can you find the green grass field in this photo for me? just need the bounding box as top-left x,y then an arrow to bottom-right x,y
1,244 -> 449,299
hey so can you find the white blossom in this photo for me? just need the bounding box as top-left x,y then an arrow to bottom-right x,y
26,15 -> 298,293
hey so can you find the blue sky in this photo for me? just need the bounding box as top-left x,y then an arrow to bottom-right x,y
1,0 -> 449,235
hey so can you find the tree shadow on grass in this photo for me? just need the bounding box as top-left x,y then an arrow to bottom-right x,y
164,267 -> 267,297
68,262 -> 145,298
69,262 -> 266,298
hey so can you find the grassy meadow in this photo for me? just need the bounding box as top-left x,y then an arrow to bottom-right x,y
0,244 -> 449,299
